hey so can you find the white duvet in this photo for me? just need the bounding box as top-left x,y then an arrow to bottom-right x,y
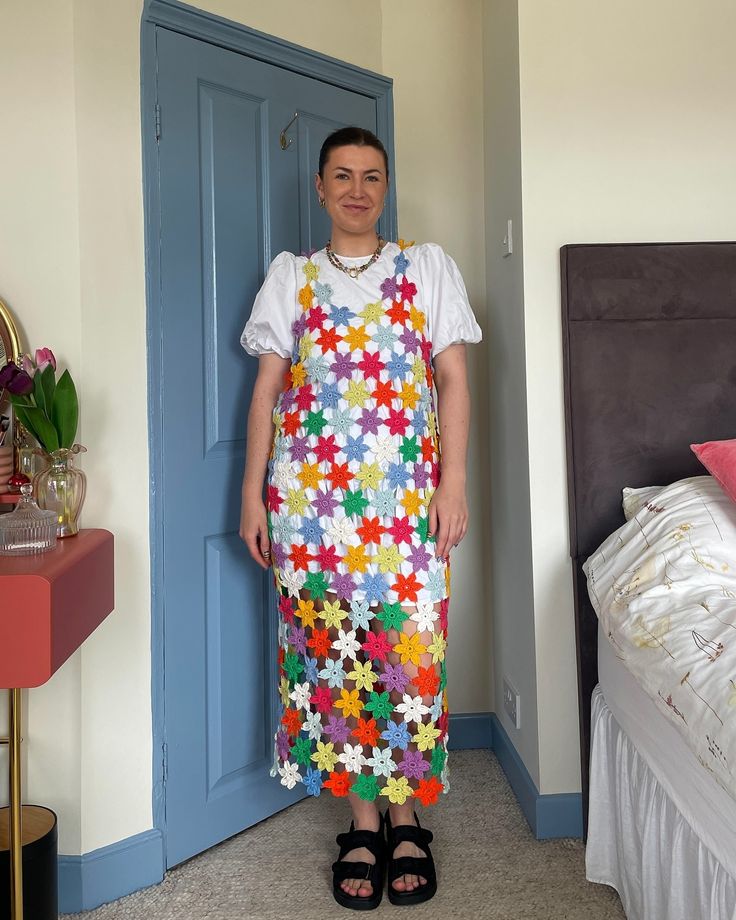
584,475 -> 736,800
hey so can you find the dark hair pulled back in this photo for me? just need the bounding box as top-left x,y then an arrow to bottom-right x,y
318,126 -> 390,179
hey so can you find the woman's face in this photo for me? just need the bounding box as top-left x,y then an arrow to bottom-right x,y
315,144 -> 388,240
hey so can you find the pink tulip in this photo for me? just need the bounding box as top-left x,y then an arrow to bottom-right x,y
34,347 -> 56,372
21,354 -> 35,376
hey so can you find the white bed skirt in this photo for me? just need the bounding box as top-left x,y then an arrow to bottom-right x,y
586,685 -> 736,920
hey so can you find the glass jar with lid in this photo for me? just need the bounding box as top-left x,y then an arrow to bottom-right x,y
0,483 -> 57,555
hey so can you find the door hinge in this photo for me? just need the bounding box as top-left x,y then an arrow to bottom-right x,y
155,103 -> 161,141
162,742 -> 168,783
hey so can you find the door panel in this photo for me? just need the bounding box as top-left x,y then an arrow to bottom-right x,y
155,27 -> 380,867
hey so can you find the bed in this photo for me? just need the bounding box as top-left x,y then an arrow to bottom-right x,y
561,242 -> 736,920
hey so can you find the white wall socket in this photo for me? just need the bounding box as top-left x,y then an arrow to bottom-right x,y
503,677 -> 521,729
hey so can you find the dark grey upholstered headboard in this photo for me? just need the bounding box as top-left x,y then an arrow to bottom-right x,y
561,242 -> 736,835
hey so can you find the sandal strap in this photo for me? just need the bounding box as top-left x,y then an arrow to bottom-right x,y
388,823 -> 433,849
388,854 -> 436,883
332,859 -> 381,883
335,828 -> 385,860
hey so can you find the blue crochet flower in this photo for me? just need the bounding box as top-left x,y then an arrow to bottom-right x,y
303,767 -> 323,797
380,720 -> 411,751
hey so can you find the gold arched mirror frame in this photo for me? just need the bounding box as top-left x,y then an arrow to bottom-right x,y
0,299 -> 23,434
0,298 -> 22,370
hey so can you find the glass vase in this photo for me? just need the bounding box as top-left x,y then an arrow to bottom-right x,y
32,445 -> 87,538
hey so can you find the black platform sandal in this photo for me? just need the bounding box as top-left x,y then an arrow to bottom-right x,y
331,812 -> 387,911
384,809 -> 438,906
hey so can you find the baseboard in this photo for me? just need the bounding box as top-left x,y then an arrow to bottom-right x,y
490,714 -> 583,840
58,828 -> 165,913
448,711 -> 493,749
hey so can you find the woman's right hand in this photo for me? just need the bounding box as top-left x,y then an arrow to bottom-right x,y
240,492 -> 272,569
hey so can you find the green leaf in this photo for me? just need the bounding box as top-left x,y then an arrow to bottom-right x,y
32,369 -> 47,415
20,406 -> 59,452
40,365 -> 56,419
51,370 -> 78,449
11,404 -> 42,446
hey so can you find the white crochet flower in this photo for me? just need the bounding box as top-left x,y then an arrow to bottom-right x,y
338,743 -> 367,774
394,693 -> 431,724
332,628 -> 361,661
278,761 -> 301,789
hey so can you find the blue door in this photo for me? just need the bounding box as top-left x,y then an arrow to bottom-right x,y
155,27 -> 388,867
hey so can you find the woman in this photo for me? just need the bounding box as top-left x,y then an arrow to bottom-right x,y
240,126 -> 482,909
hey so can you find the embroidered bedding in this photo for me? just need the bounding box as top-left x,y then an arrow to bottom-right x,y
584,475 -> 736,799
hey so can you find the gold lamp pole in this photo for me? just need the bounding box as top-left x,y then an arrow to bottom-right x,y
1,688 -> 23,919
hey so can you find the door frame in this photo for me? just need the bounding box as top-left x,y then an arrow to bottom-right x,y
140,0 -> 397,862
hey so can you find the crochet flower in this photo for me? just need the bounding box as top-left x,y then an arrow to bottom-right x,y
312,740 -> 339,773
379,775 -> 413,804
324,771 -> 351,797
380,720 -> 411,751
278,762 -> 302,789
332,629 -> 361,661
366,746 -> 397,778
303,767 -> 323,797
338,743 -> 367,773
394,693 -> 431,724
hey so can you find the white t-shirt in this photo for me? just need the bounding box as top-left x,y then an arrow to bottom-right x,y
240,241 -> 482,360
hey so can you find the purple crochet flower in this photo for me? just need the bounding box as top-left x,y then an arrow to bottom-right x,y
323,715 -> 350,744
381,662 -> 411,694
314,488 -> 339,517
380,276 -> 398,300
332,352 -> 357,381
276,729 -> 291,760
412,464 -> 429,489
357,407 -> 380,436
272,544 -> 288,569
289,437 -> 311,463
398,749 -> 430,779
407,543 -> 432,572
330,572 -> 357,599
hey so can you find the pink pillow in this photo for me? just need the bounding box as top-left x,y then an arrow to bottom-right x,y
691,439 -> 736,503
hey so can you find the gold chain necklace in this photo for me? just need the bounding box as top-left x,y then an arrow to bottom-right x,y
325,236 -> 385,279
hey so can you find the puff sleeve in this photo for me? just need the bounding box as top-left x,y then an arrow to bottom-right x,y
417,243 -> 483,358
240,251 -> 297,358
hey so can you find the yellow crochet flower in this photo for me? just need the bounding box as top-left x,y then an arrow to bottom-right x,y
360,301 -> 385,325
298,462 -> 323,490
302,260 -> 319,282
312,740 -> 339,772
398,382 -> 420,411
291,362 -> 307,387
393,632 -> 427,667
379,775 -> 413,804
285,487 -> 310,516
297,598 -> 318,629
345,544 -> 371,573
355,461 -> 384,490
426,631 -> 447,664
321,599 -> 348,629
401,490 -> 423,518
375,544 -> 404,574
346,660 -> 377,693
335,688 -> 363,719
409,305 -> 426,333
413,722 -> 441,752
343,325 -> 371,351
344,379 -> 371,408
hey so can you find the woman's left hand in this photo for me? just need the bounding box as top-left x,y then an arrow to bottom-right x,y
427,476 -> 468,562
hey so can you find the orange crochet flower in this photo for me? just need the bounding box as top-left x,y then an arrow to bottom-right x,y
414,776 -> 443,807
412,665 -> 440,697
307,628 -> 331,658
351,717 -> 380,747
324,771 -> 351,797
281,708 -> 302,736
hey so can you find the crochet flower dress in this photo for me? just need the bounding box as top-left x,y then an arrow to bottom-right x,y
244,240 -> 481,807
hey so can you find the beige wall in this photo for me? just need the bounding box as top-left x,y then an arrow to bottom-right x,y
0,0 -> 490,854
516,0 -> 736,794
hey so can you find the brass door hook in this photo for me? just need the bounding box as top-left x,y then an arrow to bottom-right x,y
279,112 -> 299,150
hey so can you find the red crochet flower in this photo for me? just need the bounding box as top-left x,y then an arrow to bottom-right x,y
310,686 -> 333,714
362,630 -> 393,662
324,771 -> 351,797
315,544 -> 341,572
414,776 -> 443,807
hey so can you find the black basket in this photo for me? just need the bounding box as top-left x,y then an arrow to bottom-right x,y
0,805 -> 58,920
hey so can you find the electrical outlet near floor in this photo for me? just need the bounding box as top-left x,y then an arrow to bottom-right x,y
503,677 -> 521,729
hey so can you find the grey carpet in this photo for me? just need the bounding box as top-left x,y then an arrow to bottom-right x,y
65,750 -> 625,919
